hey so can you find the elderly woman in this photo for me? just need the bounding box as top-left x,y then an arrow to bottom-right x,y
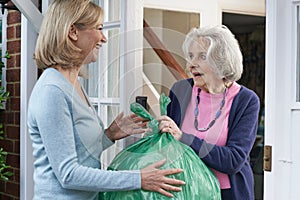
158,25 -> 260,200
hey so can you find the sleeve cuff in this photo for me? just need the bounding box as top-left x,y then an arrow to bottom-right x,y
102,131 -> 115,149
180,132 -> 195,146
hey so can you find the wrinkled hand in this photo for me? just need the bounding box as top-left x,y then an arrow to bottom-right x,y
141,159 -> 185,198
105,112 -> 148,141
157,116 -> 183,140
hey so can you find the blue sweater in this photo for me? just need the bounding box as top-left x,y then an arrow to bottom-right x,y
167,78 -> 260,200
27,68 -> 141,200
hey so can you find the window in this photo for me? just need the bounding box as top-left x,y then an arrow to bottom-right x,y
296,5 -> 300,102
81,0 -> 122,125
80,0 -> 123,168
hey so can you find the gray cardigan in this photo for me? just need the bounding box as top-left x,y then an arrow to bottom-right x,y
28,68 -> 140,200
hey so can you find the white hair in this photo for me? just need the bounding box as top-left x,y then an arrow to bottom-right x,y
182,25 -> 243,82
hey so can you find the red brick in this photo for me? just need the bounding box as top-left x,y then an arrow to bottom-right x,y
6,154 -> 20,168
5,181 -> 20,197
7,40 -> 21,54
14,83 -> 20,97
0,194 -> 15,200
12,169 -> 20,183
3,112 -> 14,125
6,55 -> 16,69
15,55 -> 20,68
6,69 -> 20,82
8,98 -> 20,111
7,26 -> 15,40
14,112 -> 20,125
4,83 -> 20,98
5,126 -> 20,140
14,140 -> 20,154
15,25 -> 21,38
7,11 -> 21,25
6,84 -> 14,96
0,139 -> 13,152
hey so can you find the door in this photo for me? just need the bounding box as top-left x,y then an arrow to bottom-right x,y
265,0 -> 300,199
223,12 -> 265,200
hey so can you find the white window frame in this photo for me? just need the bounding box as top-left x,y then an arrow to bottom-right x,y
96,0 -> 145,167
18,0 -> 46,199
292,2 -> 300,109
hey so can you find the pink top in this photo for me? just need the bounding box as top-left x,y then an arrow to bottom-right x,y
181,82 -> 241,189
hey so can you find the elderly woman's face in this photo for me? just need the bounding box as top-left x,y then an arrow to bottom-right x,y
187,37 -> 223,93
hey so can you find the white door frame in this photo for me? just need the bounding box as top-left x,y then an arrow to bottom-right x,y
17,0 -> 50,199
19,16 -> 38,200
265,0 -> 299,199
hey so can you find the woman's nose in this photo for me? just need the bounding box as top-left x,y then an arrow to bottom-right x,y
189,64 -> 198,70
101,32 -> 107,43
188,59 -> 198,69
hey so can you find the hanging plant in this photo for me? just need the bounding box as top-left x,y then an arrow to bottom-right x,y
0,50 -> 13,181
0,50 -> 11,83
0,86 -> 12,181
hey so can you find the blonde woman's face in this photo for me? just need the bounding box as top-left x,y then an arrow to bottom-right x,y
73,23 -> 107,64
187,37 -> 223,93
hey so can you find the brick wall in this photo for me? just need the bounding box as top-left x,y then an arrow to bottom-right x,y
0,9 -> 21,200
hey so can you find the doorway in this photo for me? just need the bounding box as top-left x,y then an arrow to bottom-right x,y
223,12 -> 266,200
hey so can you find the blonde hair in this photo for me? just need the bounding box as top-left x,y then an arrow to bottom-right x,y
182,25 -> 243,82
34,0 -> 103,69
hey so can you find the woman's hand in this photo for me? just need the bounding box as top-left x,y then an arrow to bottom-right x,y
105,112 -> 148,141
157,116 -> 183,140
141,159 -> 185,198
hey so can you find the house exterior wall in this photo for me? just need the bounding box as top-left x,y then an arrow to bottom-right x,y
0,10 -> 21,200
0,0 -> 275,199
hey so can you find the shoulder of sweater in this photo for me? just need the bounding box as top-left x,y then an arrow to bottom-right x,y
172,78 -> 194,89
38,68 -> 73,92
233,85 -> 260,108
238,86 -> 259,101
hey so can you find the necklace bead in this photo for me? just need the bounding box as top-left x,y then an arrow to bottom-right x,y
194,87 -> 227,132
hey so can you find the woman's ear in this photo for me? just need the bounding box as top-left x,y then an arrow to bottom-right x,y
68,24 -> 78,41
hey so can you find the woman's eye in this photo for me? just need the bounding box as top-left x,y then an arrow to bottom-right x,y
200,54 -> 206,60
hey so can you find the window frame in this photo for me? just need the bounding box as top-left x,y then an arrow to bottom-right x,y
86,1 -> 124,167
81,0 -> 123,128
292,2 -> 300,109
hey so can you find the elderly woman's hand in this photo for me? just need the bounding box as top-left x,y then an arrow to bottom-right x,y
105,112 -> 148,141
157,116 -> 183,140
140,159 -> 185,197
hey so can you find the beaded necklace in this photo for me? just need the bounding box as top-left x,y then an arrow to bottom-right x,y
194,87 -> 227,132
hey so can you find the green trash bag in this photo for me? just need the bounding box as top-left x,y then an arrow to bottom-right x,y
102,94 -> 221,200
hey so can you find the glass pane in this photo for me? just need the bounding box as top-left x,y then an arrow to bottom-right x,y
100,104 -> 120,127
82,62 -> 99,97
100,0 -> 120,22
297,6 -> 300,102
0,19 -> 2,44
100,28 -> 120,98
108,0 -> 120,21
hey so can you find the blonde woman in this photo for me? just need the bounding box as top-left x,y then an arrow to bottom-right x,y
28,0 -> 184,199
